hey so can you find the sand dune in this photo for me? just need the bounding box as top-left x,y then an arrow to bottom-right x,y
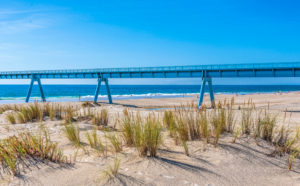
0,92 -> 299,185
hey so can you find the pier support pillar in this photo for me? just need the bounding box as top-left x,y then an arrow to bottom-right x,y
198,77 -> 215,108
198,77 -> 206,108
26,76 -> 46,103
94,78 -> 102,103
94,78 -> 113,104
207,78 -> 215,108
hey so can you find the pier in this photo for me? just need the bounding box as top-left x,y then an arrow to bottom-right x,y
1,62 -> 300,107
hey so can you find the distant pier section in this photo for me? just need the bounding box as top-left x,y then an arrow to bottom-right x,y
1,62 -> 300,107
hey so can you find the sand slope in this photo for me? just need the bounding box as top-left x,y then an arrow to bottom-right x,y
0,93 -> 300,185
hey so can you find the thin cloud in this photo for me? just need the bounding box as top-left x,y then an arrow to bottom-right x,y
0,9 -> 43,16
0,17 -> 46,34
0,7 -> 66,34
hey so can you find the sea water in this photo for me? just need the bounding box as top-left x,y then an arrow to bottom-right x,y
0,85 -> 299,104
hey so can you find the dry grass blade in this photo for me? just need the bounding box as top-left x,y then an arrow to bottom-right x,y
126,113 -> 162,157
103,157 -> 120,180
92,109 -> 109,127
63,122 -> 81,148
182,140 -> 189,156
0,130 -> 70,176
288,148 -> 300,171
258,110 -> 277,142
63,106 -> 75,123
241,108 -> 253,135
120,109 -> 136,146
163,110 -> 176,137
6,113 -> 16,124
86,129 -> 106,156
106,133 -> 122,153
232,127 -> 241,143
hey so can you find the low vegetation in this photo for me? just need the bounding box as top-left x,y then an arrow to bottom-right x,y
86,129 -> 106,156
120,109 -> 136,146
120,112 -> 162,157
106,133 -> 122,153
158,99 -> 300,170
6,113 -> 16,124
1,98 -> 300,173
92,109 -> 109,127
0,130 -> 70,176
103,157 -> 121,180
2,103 -> 109,129
63,122 -> 81,148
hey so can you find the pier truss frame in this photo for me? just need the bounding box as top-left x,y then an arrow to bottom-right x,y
198,77 -> 215,108
94,77 -> 112,103
1,62 -> 300,107
26,76 -> 46,103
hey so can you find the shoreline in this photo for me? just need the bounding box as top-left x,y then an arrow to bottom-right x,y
0,90 -> 297,104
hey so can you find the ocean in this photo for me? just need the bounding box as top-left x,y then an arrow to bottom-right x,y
0,85 -> 299,104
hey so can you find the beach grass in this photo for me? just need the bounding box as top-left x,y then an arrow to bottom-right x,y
92,109 -> 109,127
232,127 -> 241,143
106,133 -> 122,153
182,140 -> 189,156
63,122 -> 81,148
6,113 -> 16,124
2,98 -> 300,175
63,106 -> 75,123
0,130 -> 69,176
288,148 -> 300,171
120,109 -> 135,146
86,129 -> 106,156
121,112 -> 162,157
103,157 -> 120,180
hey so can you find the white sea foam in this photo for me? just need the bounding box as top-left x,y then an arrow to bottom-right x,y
0,90 -> 294,104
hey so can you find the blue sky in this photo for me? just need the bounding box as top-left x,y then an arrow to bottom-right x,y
0,0 -> 300,85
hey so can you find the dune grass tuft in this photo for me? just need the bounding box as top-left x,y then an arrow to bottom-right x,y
63,106 -> 75,123
106,133 -> 122,153
241,107 -> 253,135
0,130 -> 70,176
103,157 -> 120,180
132,114 -> 162,157
258,110 -> 277,142
163,110 -> 176,137
86,129 -> 106,156
120,109 -> 137,146
288,148 -> 300,171
232,127 -> 241,143
63,122 -> 81,148
182,140 -> 189,156
92,109 -> 109,127
6,113 -> 16,124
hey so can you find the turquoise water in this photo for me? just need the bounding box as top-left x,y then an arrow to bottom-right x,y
0,85 -> 299,103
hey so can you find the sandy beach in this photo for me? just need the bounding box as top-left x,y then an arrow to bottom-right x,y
0,92 -> 299,186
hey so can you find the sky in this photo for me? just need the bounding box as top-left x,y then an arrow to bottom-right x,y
0,0 -> 300,85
